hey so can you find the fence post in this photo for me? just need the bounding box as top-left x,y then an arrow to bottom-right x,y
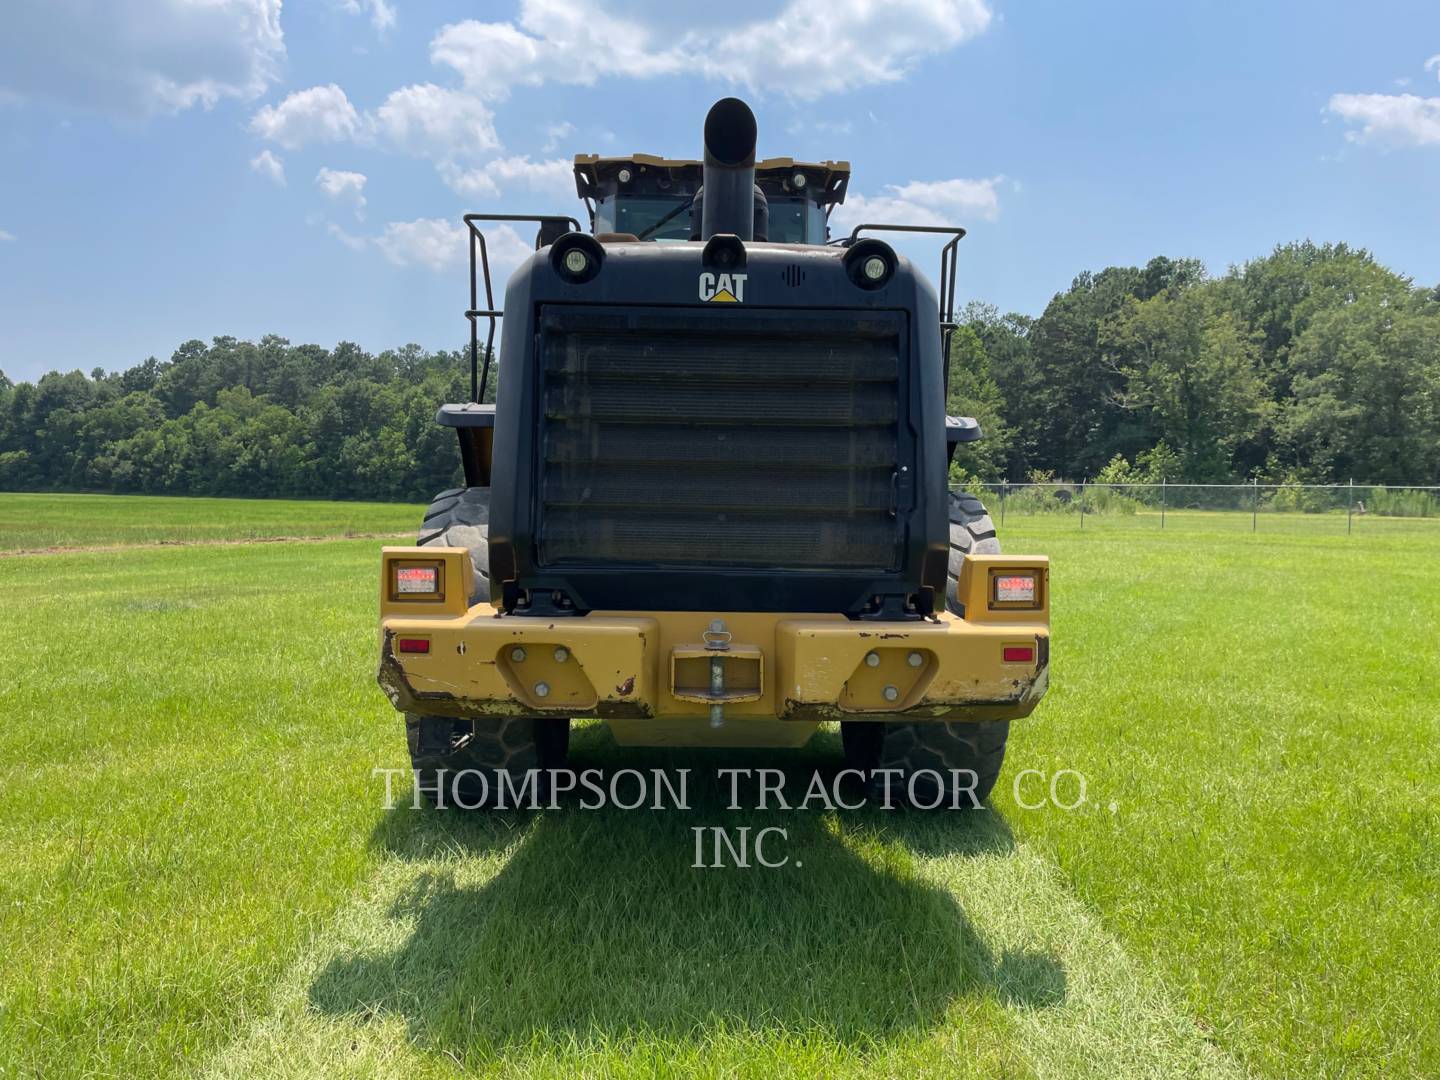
1347,478 -> 1354,535
1079,480 -> 1085,530
1252,477 -> 1258,532
1160,478 -> 1166,529
1000,484 -> 1007,527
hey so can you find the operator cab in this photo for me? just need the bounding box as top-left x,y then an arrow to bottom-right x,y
572,154 -> 849,245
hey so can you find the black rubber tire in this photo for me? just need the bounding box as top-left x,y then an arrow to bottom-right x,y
841,491 -> 1010,808
405,715 -> 571,809
841,715 -> 1011,810
944,489 -> 1000,617
407,487 -> 570,808
416,486 -> 491,605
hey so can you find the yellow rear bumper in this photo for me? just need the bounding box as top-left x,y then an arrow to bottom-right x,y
377,548 -> 1049,730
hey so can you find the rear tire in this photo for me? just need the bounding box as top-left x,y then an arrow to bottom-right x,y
945,489 -> 1000,617
841,719 -> 1010,808
406,715 -> 571,809
841,491 -> 1010,808
417,486 -> 491,604
407,487 -> 569,808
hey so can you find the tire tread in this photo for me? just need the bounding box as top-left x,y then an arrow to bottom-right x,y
839,489 -> 1010,808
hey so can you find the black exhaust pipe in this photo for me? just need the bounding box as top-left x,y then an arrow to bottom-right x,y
701,97 -> 758,241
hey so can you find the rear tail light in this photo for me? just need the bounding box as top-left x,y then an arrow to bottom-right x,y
389,559 -> 445,602
1002,645 -> 1035,663
990,570 -> 1041,610
398,637 -> 431,654
396,566 -> 438,594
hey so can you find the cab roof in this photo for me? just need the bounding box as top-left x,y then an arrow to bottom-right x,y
573,153 -> 850,208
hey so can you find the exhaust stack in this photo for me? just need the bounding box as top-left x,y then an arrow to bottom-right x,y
701,97 -> 758,241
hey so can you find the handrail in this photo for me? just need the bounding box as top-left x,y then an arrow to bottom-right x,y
463,213 -> 582,403
847,223 -> 967,399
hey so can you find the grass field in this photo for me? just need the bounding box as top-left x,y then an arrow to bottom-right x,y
1,496 -> 1436,1078
0,492 -> 420,551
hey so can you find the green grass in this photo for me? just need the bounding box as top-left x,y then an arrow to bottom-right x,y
993,504 -> 1440,540
0,540 -> 392,1077
0,492 -> 422,550
996,515 -> 1440,1078
0,497 -> 1435,1078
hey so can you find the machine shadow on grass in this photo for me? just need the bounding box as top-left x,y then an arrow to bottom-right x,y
309,728 -> 1065,1065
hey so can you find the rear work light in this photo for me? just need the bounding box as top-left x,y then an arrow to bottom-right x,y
990,570 -> 1042,610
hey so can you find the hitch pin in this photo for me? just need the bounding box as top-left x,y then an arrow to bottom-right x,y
704,618 -> 731,728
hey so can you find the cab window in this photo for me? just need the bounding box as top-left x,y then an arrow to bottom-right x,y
595,195 -> 692,241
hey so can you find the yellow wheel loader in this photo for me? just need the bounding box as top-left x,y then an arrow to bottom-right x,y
377,98 -> 1049,808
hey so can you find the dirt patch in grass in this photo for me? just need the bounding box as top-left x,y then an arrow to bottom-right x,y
0,531 -> 412,557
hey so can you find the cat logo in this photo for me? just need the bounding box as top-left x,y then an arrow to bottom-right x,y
698,271 -> 747,303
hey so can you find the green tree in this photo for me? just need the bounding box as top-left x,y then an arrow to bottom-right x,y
1022,265 -> 1148,478
1102,290 -> 1267,481
1279,293 -> 1440,483
944,326 -> 1011,481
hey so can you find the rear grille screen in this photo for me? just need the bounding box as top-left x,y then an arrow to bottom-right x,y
536,306 -> 904,572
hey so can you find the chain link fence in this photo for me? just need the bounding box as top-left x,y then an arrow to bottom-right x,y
951,482 -> 1440,536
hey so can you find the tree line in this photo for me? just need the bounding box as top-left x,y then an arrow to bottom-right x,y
947,241 -> 1440,486
1,240 -> 1437,502
0,338 -> 470,502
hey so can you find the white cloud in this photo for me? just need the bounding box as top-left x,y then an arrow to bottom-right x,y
474,223 -> 537,276
490,155 -> 575,193
375,218 -> 533,276
0,0 -> 283,115
431,0 -> 685,100
833,176 -> 1004,231
1427,54 -> 1440,78
439,165 -> 499,199
249,149 -> 285,185
249,82 -> 497,163
340,0 -> 396,34
373,83 -> 499,159
326,222 -> 370,252
440,156 -> 574,199
375,218 -> 464,271
542,121 -> 575,152
789,119 -> 853,137
698,0 -> 994,98
250,2 -> 996,208
320,217 -> 533,277
250,84 -> 362,149
1327,92 -> 1440,147
0,230 -> 15,243
315,167 -> 367,215
430,0 -> 991,102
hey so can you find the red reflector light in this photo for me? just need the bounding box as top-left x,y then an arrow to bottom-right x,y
1003,646 -> 1034,663
398,637 -> 430,654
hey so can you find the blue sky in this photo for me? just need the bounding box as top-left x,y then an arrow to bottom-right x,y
1,0 -> 1437,384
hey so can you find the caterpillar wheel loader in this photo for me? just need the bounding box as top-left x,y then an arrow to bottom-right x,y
377,98 -> 1049,809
